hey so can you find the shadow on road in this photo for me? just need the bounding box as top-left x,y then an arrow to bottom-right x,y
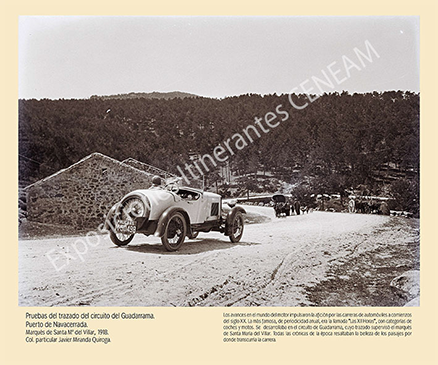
112,237 -> 260,255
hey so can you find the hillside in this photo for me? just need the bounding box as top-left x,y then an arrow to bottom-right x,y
18,91 -> 419,212
90,91 -> 199,100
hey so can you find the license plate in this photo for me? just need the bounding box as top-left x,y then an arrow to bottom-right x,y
116,222 -> 136,234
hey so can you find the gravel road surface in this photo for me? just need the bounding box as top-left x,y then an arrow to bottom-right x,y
19,207 -> 419,307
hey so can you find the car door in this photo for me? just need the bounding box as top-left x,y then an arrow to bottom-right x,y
175,190 -> 204,224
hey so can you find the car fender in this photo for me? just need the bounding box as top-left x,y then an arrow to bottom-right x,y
225,206 -> 246,236
154,206 -> 191,237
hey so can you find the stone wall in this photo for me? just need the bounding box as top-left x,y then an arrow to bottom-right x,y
26,153 -> 154,229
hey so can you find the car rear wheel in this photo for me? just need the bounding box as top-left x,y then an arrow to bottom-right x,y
110,230 -> 135,246
229,212 -> 244,243
108,214 -> 135,246
161,212 -> 187,251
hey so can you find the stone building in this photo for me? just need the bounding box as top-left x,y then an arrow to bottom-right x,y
24,153 -> 167,229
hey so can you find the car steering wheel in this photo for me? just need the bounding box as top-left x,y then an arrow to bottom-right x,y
166,184 -> 179,194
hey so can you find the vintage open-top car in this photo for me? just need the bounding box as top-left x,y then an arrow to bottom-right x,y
272,194 -> 291,217
104,179 -> 246,251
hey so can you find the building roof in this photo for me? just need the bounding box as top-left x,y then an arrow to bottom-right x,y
121,158 -> 177,179
24,153 -> 158,190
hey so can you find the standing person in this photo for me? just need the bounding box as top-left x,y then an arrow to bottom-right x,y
294,200 -> 301,215
348,198 -> 356,213
379,201 -> 390,215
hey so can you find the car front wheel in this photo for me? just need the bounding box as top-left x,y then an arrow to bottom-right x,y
161,212 -> 187,251
229,212 -> 244,243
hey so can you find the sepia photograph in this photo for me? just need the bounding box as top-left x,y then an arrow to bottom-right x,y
18,16 -> 420,307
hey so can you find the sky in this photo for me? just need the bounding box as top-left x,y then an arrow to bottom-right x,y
18,16 -> 420,100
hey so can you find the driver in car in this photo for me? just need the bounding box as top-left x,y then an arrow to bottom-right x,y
150,175 -> 162,189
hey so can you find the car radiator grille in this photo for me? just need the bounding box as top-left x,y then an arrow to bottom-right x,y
211,202 -> 219,216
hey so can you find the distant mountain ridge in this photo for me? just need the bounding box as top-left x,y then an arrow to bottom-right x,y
90,91 -> 199,100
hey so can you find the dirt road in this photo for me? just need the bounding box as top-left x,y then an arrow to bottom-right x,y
18,207 -> 419,307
